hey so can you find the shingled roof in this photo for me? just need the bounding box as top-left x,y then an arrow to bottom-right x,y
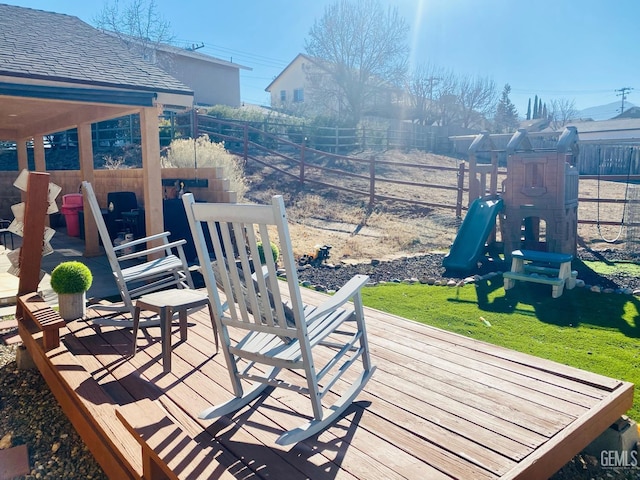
0,3 -> 193,96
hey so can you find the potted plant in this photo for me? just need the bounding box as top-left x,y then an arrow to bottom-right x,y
257,241 -> 279,264
50,261 -> 93,320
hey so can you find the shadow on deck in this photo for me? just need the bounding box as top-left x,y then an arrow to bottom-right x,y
15,282 -> 634,480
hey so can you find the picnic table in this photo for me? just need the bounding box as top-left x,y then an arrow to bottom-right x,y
503,249 -> 576,298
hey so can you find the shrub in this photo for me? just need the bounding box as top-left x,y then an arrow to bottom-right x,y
161,136 -> 247,201
257,241 -> 279,264
50,261 -> 93,294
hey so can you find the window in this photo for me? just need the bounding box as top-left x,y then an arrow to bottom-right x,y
293,88 -> 304,103
280,90 -> 287,102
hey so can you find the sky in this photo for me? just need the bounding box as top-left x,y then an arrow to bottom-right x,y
4,0 -> 640,117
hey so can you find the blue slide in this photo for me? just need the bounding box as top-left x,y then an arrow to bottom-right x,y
442,196 -> 503,271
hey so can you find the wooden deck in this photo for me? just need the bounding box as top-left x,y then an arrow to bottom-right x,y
17,287 -> 633,480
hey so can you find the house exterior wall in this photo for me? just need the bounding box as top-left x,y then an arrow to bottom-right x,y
267,54 -> 408,120
156,51 -> 241,107
268,55 -> 312,110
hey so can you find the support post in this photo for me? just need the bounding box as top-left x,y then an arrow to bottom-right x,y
78,122 -> 100,256
369,156 -> 376,208
17,172 -> 50,299
140,107 -> 164,259
456,162 -> 465,218
300,141 -> 305,186
243,123 -> 248,162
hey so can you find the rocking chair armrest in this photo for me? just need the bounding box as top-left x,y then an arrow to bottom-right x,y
306,274 -> 370,323
112,232 -> 173,253
253,264 -> 270,280
117,239 -> 187,262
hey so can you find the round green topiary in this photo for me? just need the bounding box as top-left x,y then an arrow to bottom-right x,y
50,261 -> 93,294
257,241 -> 279,264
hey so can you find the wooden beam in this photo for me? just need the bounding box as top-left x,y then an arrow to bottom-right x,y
140,107 -> 164,259
17,172 -> 50,297
78,122 -> 100,257
33,135 -> 45,172
19,103 -> 140,138
16,139 -> 28,202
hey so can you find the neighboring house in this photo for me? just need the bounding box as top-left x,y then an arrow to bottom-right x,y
265,53 -> 407,120
566,118 -> 640,144
0,4 -> 194,253
613,106 -> 640,120
107,34 -> 251,108
265,54 -> 320,114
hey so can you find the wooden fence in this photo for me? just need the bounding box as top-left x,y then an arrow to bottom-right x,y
197,116 -> 640,233
579,144 -> 640,175
0,167 -> 234,221
197,116 -> 467,216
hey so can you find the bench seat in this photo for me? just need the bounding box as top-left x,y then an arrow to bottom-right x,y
503,271 -> 565,287
18,293 -> 65,351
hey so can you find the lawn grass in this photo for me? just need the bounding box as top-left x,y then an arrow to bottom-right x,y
361,279 -> 640,420
583,259 -> 640,277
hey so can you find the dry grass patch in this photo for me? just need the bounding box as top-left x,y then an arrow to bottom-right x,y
242,149 -> 640,262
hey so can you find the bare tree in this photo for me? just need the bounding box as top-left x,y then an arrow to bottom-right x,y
407,63 -> 445,125
427,69 -> 457,127
549,98 -> 579,130
94,0 -> 174,60
456,75 -> 497,129
305,0 -> 409,125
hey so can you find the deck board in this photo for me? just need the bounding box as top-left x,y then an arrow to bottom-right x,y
17,287 -> 634,480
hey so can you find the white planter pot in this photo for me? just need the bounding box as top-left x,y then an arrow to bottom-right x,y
57,292 -> 86,321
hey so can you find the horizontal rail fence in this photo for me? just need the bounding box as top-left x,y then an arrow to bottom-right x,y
197,116 -> 640,232
44,112 -> 461,154
577,174 -> 640,227
42,111 -> 194,151
196,116 -> 467,215
198,115 -> 459,154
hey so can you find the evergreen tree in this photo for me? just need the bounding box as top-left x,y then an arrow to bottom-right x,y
526,98 -> 531,120
494,84 -> 519,133
533,95 -> 539,119
542,103 -> 548,119
538,97 -> 543,118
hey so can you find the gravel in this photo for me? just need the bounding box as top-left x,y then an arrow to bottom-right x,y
1,246 -> 639,479
297,247 -> 640,293
0,344 -> 106,480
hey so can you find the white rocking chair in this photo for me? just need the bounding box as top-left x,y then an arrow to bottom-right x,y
82,181 -> 194,326
182,193 -> 375,445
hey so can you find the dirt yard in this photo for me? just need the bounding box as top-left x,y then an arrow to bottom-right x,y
243,149 -> 640,263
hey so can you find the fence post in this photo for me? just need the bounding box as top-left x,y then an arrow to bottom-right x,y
369,156 -> 376,208
300,141 -> 305,186
456,161 -> 465,218
361,125 -> 366,150
243,123 -> 248,162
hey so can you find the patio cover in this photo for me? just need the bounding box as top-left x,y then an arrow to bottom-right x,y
0,4 -> 194,255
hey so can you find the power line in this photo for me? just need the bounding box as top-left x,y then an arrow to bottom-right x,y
615,86 -> 633,114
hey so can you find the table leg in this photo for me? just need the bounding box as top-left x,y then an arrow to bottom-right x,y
179,310 -> 188,341
132,306 -> 141,356
161,307 -> 172,373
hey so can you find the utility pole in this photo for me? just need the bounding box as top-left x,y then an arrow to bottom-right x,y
427,76 -> 441,101
615,87 -> 633,114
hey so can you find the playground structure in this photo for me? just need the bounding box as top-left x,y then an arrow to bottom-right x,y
443,127 -> 580,271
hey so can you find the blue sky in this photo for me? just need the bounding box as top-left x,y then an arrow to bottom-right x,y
4,0 -> 640,115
